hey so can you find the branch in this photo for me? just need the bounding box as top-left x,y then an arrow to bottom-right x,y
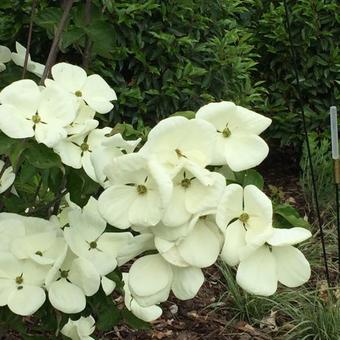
22,0 -> 37,79
40,0 -> 75,83
82,0 -> 93,70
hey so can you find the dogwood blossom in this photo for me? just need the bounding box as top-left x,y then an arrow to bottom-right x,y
236,227 -> 312,296
162,170 -> 225,227
128,254 -> 205,308
0,80 -> 77,146
0,45 -> 11,72
216,184 -> 273,266
0,160 -> 15,193
0,253 -> 47,315
196,101 -> 271,171
46,63 -> 117,114
140,116 -> 216,183
54,126 -> 111,181
11,42 -> 45,77
46,249 -> 101,313
61,315 -> 96,340
64,197 -> 133,276
91,133 -> 141,186
155,214 -> 222,268
98,153 -> 172,229
123,273 -> 162,322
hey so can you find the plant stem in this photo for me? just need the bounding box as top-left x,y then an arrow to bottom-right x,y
40,0 -> 75,83
83,0 -> 92,70
22,0 -> 37,79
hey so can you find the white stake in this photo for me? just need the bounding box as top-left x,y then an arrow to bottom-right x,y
330,106 -> 339,160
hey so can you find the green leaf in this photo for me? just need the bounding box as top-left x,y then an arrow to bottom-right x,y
170,111 -> 196,119
122,309 -> 151,330
24,143 -> 61,169
234,169 -> 264,190
273,204 -> 309,229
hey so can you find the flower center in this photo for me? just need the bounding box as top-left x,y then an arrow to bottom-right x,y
181,178 -> 191,188
15,275 -> 23,285
60,270 -> 69,279
32,114 -> 41,124
89,241 -> 97,249
75,90 -> 82,97
35,251 -> 43,256
137,184 -> 147,195
80,142 -> 89,152
175,148 -> 184,157
239,212 -> 249,223
222,127 -> 231,138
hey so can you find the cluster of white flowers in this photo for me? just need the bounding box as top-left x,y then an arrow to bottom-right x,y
0,60 -> 312,339
0,42 -> 44,75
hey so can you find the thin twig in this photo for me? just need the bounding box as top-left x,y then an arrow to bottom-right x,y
40,0 -> 75,83
83,0 -> 92,70
22,0 -> 37,79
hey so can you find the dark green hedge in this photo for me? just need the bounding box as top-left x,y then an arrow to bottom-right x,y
0,0 -> 339,146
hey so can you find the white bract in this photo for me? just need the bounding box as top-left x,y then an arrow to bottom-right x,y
46,63 -> 117,114
140,116 -> 216,183
11,42 -> 45,77
0,80 -> 77,146
98,153 -> 172,229
0,253 -> 47,316
64,197 -> 132,276
196,101 -> 271,171
54,126 -> 111,181
216,184 -> 273,266
123,273 -> 162,322
0,160 -> 15,193
0,45 -> 11,72
61,315 -> 96,340
236,227 -> 312,296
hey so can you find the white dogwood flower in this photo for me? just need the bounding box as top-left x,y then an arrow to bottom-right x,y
91,133 -> 141,186
11,42 -> 45,77
64,197 -> 133,276
196,101 -> 271,171
162,170 -> 225,227
54,126 -> 111,181
236,227 -> 312,296
98,153 -> 172,229
128,254 -> 205,308
0,253 -> 47,316
122,273 -> 162,322
216,184 -> 273,266
0,45 -> 11,72
46,249 -> 101,314
140,116 -> 216,183
155,214 -> 222,268
0,160 -> 15,193
0,80 -> 77,146
46,63 -> 117,114
61,315 -> 96,340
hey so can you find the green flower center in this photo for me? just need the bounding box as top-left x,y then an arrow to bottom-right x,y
15,275 -> 23,285
89,241 -> 97,249
137,184 -> 147,195
239,212 -> 249,223
181,178 -> 191,188
75,90 -> 82,97
60,270 -> 69,279
32,114 -> 41,124
80,143 -> 89,152
35,251 -> 43,256
222,127 -> 231,138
